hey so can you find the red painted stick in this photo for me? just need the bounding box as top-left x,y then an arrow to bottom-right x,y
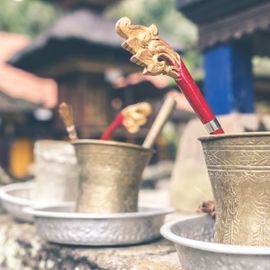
101,102 -> 152,140
176,59 -> 224,135
101,112 -> 124,140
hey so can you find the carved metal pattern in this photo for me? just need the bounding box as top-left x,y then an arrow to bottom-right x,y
73,140 -> 152,213
200,133 -> 270,246
116,17 -> 180,79
30,205 -> 170,246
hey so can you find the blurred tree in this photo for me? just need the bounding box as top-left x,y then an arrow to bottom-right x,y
0,0 -> 59,36
107,0 -> 202,75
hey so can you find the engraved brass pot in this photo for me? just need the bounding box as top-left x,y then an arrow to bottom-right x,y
199,132 -> 270,246
73,140 -> 152,213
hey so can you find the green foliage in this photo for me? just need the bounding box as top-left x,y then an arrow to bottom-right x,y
110,0 -> 197,45
0,0 -> 59,36
107,0 -> 201,74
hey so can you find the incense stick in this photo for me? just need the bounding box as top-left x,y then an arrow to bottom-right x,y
143,96 -> 176,149
58,102 -> 78,141
115,17 -> 224,135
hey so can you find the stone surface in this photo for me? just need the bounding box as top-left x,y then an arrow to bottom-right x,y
0,214 -> 182,270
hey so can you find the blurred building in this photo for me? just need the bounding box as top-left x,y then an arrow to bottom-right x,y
177,0 -> 270,115
8,0 -> 139,139
0,32 -> 57,178
9,0 -> 184,140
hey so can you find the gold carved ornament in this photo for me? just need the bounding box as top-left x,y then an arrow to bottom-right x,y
122,102 -> 152,133
115,17 -> 181,80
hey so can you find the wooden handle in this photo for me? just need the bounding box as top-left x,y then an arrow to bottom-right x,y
58,102 -> 78,141
143,96 -> 176,149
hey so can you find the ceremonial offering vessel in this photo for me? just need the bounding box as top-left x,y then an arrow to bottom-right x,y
200,132 -> 270,246
73,140 -> 152,213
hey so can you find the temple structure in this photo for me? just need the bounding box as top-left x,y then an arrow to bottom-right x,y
0,32 -> 57,178
177,0 -> 270,115
8,0 -> 138,138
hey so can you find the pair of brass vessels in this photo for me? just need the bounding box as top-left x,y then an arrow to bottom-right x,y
75,133 -> 270,247
73,18 -> 270,247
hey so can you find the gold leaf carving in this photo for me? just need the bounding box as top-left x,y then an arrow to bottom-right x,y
116,17 -> 180,79
122,102 -> 152,133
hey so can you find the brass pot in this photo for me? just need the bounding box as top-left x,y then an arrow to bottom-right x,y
199,132 -> 270,246
73,140 -> 152,213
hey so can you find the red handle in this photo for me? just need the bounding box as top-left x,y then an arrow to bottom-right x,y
101,112 -> 124,140
176,59 -> 224,135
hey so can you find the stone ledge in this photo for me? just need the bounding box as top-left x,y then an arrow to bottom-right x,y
0,214 -> 182,270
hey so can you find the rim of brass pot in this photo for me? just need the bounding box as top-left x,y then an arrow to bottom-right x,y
72,139 -> 153,153
199,131 -> 270,142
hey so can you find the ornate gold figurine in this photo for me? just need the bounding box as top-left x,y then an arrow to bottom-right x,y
122,102 -> 152,133
101,102 -> 152,140
116,17 -> 224,135
116,17 -> 180,79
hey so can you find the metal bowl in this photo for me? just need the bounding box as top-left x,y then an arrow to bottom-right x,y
26,203 -> 173,246
161,215 -> 270,270
0,182 -> 34,222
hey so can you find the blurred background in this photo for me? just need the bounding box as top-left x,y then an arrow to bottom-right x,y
0,0 -> 197,180
0,0 -> 270,210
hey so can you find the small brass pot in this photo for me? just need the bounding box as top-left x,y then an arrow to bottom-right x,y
199,132 -> 270,246
73,140 -> 152,213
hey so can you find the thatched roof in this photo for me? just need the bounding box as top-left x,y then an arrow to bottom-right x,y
8,9 -> 134,77
177,0 -> 270,55
8,9 -> 183,77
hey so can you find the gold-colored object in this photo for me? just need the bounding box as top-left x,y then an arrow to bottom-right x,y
58,102 -> 78,141
115,17 -> 180,79
122,102 -> 152,133
200,132 -> 270,246
73,140 -> 152,213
